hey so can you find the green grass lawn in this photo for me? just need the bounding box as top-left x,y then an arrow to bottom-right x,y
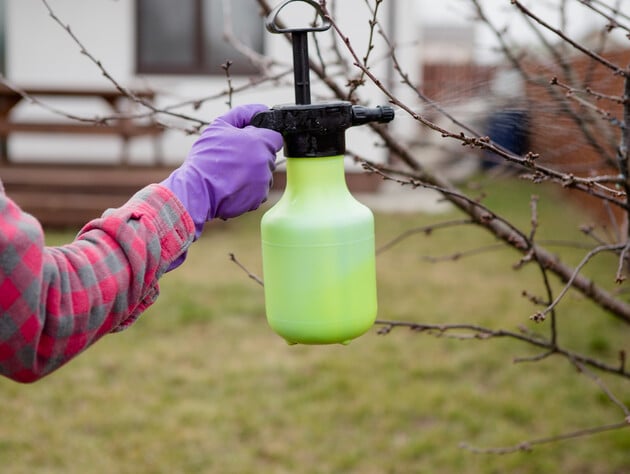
1,176 -> 629,473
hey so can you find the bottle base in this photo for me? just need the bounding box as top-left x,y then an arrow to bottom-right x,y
283,338 -> 353,346
269,316 -> 375,346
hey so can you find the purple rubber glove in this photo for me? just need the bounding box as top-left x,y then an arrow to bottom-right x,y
161,104 -> 283,239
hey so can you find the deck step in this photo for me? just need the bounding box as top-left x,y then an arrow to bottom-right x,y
1,164 -> 175,227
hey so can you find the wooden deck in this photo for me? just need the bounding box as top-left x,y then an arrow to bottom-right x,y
1,163 -> 175,228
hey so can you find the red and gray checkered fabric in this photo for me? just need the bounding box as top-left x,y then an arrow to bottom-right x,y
0,183 -> 194,382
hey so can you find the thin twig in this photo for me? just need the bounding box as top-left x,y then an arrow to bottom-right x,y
532,243 -> 625,322
576,0 -> 630,34
529,194 -> 539,241
571,359 -> 630,417
346,0 -> 383,101
460,420 -> 629,454
513,350 -> 555,364
376,219 -> 474,255
617,74 -> 630,233
421,243 -> 508,263
615,241 -> 630,283
510,0 -> 628,77
221,61 -> 234,109
229,253 -> 264,287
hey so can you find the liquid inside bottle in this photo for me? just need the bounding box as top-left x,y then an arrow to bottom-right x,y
261,155 -> 377,345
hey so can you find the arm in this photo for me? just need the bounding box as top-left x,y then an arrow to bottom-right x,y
0,184 -> 194,382
0,104 -> 282,383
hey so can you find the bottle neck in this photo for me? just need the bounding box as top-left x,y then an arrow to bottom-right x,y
284,155 -> 349,197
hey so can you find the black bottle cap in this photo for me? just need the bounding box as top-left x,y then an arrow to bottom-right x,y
252,102 -> 394,157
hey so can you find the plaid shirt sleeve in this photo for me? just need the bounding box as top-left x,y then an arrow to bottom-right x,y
0,183 -> 195,383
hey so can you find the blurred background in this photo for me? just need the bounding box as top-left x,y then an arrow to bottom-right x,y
1,1 -> 629,473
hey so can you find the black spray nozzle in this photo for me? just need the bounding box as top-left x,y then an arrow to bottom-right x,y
351,105 -> 396,126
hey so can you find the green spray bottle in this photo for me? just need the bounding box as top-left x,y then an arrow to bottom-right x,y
252,0 -> 394,345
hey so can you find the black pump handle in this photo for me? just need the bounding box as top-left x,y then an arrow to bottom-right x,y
265,0 -> 331,104
265,0 -> 331,34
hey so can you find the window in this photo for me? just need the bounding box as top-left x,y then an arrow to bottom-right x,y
136,0 -> 264,75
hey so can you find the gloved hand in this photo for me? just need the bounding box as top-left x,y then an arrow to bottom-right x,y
161,104 -> 283,240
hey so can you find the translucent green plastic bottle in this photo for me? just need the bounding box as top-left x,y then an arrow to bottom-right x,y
253,0 -> 393,345
261,155 -> 377,345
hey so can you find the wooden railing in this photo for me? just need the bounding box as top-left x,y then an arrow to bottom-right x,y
0,85 -> 170,226
0,85 -> 164,165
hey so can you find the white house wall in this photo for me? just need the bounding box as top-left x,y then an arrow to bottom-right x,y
6,0 -> 418,166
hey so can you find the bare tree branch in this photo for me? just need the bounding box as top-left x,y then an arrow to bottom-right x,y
460,420 -> 629,455
510,0 -> 628,77
373,319 -> 630,378
229,253 -> 264,287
